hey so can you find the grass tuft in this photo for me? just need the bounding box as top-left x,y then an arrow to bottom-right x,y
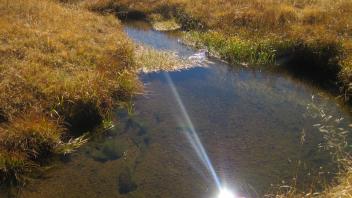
134,45 -> 192,72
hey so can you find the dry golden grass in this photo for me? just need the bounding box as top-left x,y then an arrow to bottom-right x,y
134,45 -> 192,73
324,166 -> 352,197
0,0 -> 139,183
89,0 -> 351,34
268,165 -> 352,198
151,19 -> 181,31
0,0 -> 136,119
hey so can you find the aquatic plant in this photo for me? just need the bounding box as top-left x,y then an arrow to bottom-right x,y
305,98 -> 352,197
305,100 -> 349,159
267,96 -> 352,197
102,119 -> 115,130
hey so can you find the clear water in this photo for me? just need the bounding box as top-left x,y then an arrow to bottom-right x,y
9,21 -> 352,198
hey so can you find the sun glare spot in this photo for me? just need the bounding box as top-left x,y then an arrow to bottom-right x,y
217,188 -> 236,198
165,74 -> 242,198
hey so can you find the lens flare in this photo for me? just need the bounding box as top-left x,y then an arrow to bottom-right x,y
217,188 -> 236,198
164,73 -> 221,189
165,73 -> 242,198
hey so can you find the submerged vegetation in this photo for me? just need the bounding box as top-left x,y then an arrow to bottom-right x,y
0,0 -> 140,184
267,98 -> 352,197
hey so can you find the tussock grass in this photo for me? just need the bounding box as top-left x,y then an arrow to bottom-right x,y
134,45 -> 192,73
151,19 -> 181,31
0,0 -> 139,183
0,114 -> 63,185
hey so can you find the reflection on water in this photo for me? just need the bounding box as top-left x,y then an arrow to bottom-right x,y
10,21 -> 352,198
164,72 -> 222,190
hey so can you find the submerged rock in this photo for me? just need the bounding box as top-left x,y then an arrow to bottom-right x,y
118,168 -> 137,194
89,140 -> 126,162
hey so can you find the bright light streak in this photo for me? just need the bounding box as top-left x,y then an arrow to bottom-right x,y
164,73 -> 222,189
217,188 -> 236,198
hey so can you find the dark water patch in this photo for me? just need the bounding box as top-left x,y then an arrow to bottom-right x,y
0,109 -> 7,123
118,168 -> 138,194
87,2 -> 147,20
124,117 -> 149,136
60,101 -> 102,137
282,60 -> 340,92
287,42 -> 342,79
121,10 -> 147,20
87,140 -> 127,163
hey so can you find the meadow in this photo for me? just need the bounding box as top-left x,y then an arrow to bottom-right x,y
1,0 -> 351,196
0,0 -> 140,184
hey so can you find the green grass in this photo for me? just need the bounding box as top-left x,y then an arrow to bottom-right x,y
184,31 -> 343,79
184,31 -> 279,65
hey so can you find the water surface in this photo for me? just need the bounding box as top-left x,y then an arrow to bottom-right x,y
13,21 -> 352,198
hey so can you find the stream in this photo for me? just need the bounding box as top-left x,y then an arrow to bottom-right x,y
9,21 -> 352,198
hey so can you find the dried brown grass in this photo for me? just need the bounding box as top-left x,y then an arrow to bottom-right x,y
0,0 -> 139,183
